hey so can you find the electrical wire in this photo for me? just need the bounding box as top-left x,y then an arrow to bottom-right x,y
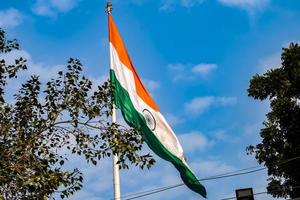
117,165 -> 264,200
123,168 -> 266,200
113,156 -> 300,200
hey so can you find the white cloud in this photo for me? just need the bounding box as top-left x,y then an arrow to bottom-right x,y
0,49 -> 66,102
66,157 -> 113,200
168,63 -> 185,81
181,0 -> 205,7
191,160 -> 236,177
0,49 -> 64,81
165,113 -> 183,126
185,96 -> 214,114
184,96 -> 237,115
258,52 -> 281,72
0,49 -> 31,66
89,75 -> 109,93
142,78 -> 160,95
32,1 -> 55,16
213,130 -> 241,144
160,0 -> 205,11
0,8 -> 24,28
257,42 -> 300,73
242,121 -> 268,145
50,0 -> 79,11
32,0 -> 80,17
214,130 -> 227,140
191,63 -> 217,76
0,49 -> 107,101
217,0 -> 270,10
71,191 -> 103,200
168,62 -> 218,81
61,140 -> 194,200
159,0 -> 270,12
113,156 -> 196,200
127,0 -> 149,6
179,131 -> 213,153
217,96 -> 237,106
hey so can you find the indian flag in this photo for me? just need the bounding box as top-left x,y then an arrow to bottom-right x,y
108,14 -> 207,198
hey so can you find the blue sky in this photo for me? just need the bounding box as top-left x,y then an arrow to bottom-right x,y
1,0 -> 300,199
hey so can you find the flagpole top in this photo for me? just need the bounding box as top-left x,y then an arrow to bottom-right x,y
106,1 -> 113,14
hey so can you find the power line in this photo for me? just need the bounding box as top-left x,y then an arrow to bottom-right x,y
115,166 -> 263,199
115,156 -> 300,200
119,165 -> 264,199
123,168 -> 266,200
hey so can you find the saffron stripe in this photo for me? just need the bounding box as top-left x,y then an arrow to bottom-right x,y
109,15 -> 159,112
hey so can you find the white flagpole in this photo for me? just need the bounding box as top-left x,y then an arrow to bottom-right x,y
112,105 -> 121,200
106,2 -> 121,200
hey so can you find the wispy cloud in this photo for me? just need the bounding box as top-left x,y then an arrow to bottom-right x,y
142,78 -> 160,95
0,49 -> 107,99
179,131 -> 213,153
191,160 -> 236,176
165,113 -> 183,126
160,0 -> 205,12
128,0 -> 269,13
32,0 -> 80,17
184,96 -> 237,115
213,129 -> 241,144
168,63 -> 185,80
0,50 -> 30,66
63,157 -> 112,200
168,63 -> 218,81
191,63 -> 218,76
185,96 -> 214,114
243,122 -> 261,136
0,49 -> 64,81
217,0 -> 270,12
257,42 -> 300,73
159,0 -> 270,12
217,96 -> 238,105
0,8 -> 24,28
214,130 -> 228,140
257,52 -> 281,72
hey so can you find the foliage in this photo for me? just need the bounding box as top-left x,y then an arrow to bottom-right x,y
247,43 -> 300,199
0,28 -> 155,199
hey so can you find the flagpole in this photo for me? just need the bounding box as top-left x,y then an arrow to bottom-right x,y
112,105 -> 121,200
106,2 -> 121,200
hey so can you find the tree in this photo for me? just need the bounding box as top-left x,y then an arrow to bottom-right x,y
247,43 -> 300,199
0,28 -> 155,199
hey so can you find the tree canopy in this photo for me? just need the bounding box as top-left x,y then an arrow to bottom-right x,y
247,43 -> 300,199
0,28 -> 155,199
